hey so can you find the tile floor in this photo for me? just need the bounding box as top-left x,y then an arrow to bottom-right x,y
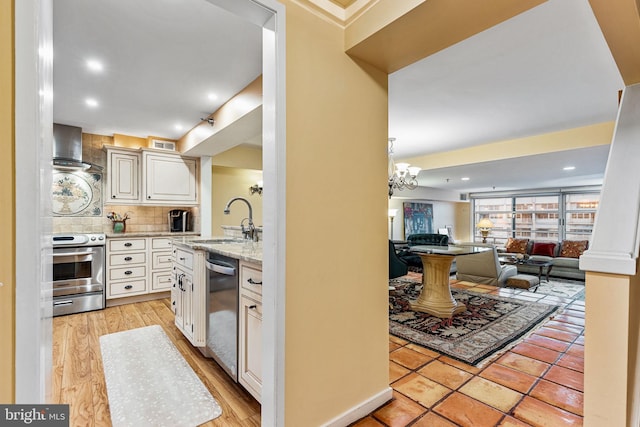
354,274 -> 585,427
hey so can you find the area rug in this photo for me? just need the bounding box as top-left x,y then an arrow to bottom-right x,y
536,277 -> 585,300
100,325 -> 222,427
389,278 -> 560,366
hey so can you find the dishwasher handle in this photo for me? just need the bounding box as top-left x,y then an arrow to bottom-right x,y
205,260 -> 236,276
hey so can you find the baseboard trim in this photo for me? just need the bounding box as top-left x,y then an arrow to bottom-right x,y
321,386 -> 393,427
106,291 -> 170,307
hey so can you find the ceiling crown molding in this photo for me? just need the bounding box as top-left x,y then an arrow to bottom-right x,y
293,0 -> 379,28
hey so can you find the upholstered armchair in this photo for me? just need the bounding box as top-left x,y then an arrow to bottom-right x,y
389,240 -> 409,279
455,245 -> 517,287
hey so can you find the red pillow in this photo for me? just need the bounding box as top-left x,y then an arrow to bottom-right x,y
531,242 -> 556,257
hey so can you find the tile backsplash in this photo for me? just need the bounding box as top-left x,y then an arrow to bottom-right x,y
53,205 -> 200,234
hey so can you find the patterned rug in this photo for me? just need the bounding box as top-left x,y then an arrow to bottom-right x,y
100,325 -> 222,427
389,278 -> 560,366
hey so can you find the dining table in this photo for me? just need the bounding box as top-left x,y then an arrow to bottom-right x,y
408,244 -> 491,319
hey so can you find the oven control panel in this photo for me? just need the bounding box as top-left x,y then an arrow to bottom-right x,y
52,233 -> 106,247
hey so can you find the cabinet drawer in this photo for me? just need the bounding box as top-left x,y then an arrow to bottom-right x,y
108,265 -> 146,281
240,264 -> 263,296
152,251 -> 173,269
109,252 -> 146,266
174,248 -> 194,270
109,279 -> 147,297
151,271 -> 172,291
109,238 -> 146,252
152,237 -> 173,250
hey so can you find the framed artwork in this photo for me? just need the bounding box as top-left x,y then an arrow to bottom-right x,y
403,202 -> 433,236
52,172 -> 103,216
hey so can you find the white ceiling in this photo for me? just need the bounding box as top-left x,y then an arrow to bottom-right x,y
52,0 -> 263,141
53,0 -> 623,193
389,0 -> 623,193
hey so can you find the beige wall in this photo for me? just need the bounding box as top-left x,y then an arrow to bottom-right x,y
0,0 -> 14,404
210,145 -> 263,234
282,1 -> 390,424
454,202 -> 472,242
211,166 -> 263,233
404,121 -> 615,170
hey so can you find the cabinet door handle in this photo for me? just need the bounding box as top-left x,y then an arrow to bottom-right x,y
249,305 -> 257,310
112,195 -> 116,198
124,243 -> 133,247
247,278 -> 262,285
124,285 -> 133,290
124,270 -> 133,275
147,195 -> 151,199
179,257 -> 186,261
124,256 -> 133,261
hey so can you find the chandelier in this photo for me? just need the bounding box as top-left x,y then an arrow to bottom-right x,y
388,137 -> 421,198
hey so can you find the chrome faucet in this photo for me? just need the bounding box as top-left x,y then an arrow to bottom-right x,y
224,197 -> 258,241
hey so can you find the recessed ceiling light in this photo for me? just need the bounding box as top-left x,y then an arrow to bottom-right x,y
86,59 -> 103,72
85,98 -> 98,107
563,166 -> 576,171
207,93 -> 218,101
461,177 -> 470,181
174,124 -> 183,131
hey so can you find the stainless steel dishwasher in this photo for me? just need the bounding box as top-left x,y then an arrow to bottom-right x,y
204,251 -> 239,381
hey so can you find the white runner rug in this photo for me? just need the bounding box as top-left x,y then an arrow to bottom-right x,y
100,325 -> 221,427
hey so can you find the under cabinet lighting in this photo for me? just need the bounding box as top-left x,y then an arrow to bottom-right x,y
208,93 -> 218,101
563,166 -> 576,171
461,177 -> 470,181
85,98 -> 98,108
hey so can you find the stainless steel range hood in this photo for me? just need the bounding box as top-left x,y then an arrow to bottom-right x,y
53,123 -> 102,171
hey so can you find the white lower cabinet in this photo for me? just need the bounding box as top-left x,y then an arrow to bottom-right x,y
106,236 -> 177,300
171,245 -> 206,347
106,237 -> 148,298
239,261 -> 263,402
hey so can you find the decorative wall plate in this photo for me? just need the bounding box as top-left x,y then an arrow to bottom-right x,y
52,172 -> 103,216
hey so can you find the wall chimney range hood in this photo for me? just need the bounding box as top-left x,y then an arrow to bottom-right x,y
53,123 -> 102,171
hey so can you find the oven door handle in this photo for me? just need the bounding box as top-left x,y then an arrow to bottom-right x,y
205,261 -> 236,276
53,253 -> 93,263
53,300 -> 74,307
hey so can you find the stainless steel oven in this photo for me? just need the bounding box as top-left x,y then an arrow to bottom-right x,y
52,233 -> 106,316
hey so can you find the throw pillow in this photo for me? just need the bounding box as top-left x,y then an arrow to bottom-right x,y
532,242 -> 557,257
505,238 -> 529,254
559,240 -> 589,258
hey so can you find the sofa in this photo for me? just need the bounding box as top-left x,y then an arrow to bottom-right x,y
497,238 -> 588,281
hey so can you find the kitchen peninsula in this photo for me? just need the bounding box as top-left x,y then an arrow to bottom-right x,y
171,236 -> 263,402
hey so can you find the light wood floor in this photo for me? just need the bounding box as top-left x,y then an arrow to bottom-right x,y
51,298 -> 261,427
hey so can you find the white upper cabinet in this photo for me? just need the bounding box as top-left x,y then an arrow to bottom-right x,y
107,149 -> 140,202
105,146 -> 198,206
143,151 -> 198,204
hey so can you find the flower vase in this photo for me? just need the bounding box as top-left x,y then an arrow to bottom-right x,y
112,220 -> 126,233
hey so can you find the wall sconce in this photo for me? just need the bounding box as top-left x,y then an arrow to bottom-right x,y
249,180 -> 263,195
476,218 -> 494,243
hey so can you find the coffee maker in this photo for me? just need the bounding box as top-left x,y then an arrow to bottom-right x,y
168,209 -> 191,232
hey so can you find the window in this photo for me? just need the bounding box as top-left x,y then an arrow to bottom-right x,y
472,190 -> 600,244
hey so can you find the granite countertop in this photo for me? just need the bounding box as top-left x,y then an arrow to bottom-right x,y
172,235 -> 262,266
106,231 -> 200,238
